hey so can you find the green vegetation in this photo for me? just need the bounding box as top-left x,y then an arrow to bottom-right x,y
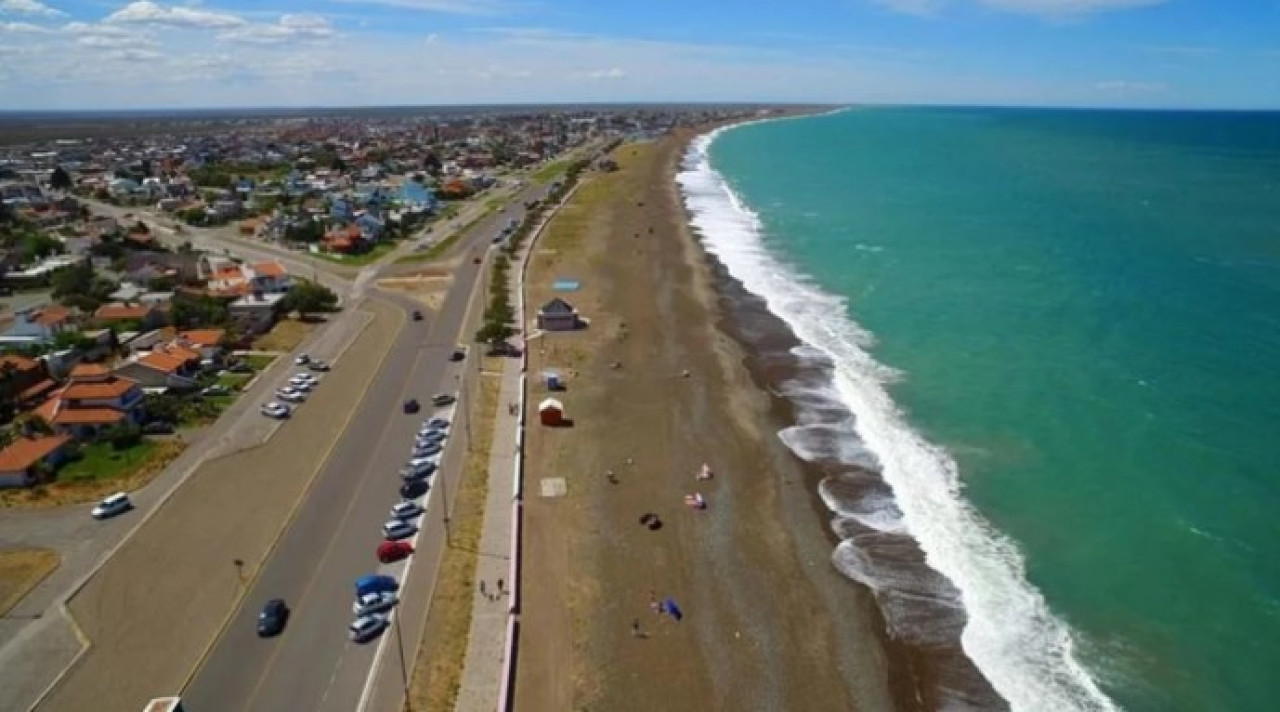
282,279 -> 339,318
59,440 -> 157,483
171,292 -> 230,328
49,261 -> 117,311
531,159 -> 569,185
474,254 -> 515,344
243,354 -> 276,370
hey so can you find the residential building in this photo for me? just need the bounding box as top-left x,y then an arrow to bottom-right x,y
34,364 -> 145,439
1,306 -> 78,347
0,435 -> 73,488
536,298 -> 580,331
229,292 -> 286,334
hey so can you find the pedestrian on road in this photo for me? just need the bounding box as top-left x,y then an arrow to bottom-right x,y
479,580 -> 486,597
497,578 -> 504,594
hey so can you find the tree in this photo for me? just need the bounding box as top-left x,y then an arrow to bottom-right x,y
143,393 -> 184,425
284,218 -> 324,243
104,423 -> 142,451
283,280 -> 338,319
50,261 -> 95,301
171,292 -> 229,328
50,165 -> 73,191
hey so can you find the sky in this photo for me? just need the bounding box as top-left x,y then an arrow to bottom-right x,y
0,0 -> 1278,110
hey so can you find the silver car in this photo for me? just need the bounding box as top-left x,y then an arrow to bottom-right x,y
383,519 -> 417,541
352,592 -> 399,617
348,614 -> 389,643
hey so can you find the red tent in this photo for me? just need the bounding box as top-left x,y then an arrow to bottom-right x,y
538,398 -> 564,426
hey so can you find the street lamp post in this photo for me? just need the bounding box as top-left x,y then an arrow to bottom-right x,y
394,612 -> 412,711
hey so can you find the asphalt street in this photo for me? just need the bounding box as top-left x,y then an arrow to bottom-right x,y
181,181 -> 551,712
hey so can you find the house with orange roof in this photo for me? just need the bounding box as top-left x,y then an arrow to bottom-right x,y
35,366 -> 145,439
114,349 -> 199,390
324,224 -> 366,254
0,435 -> 73,488
0,354 -> 48,402
1,305 -> 79,347
176,329 -> 228,361
94,302 -> 167,330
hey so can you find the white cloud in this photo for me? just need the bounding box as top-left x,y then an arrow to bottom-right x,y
77,33 -> 159,49
0,0 -> 63,17
328,0 -> 514,15
218,14 -> 335,44
874,0 -> 1167,17
106,1 -> 246,28
106,47 -> 162,61
583,67 -> 625,80
1,20 -> 49,32
423,32 -> 440,45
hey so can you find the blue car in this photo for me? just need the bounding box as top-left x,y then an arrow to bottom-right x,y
354,574 -> 398,598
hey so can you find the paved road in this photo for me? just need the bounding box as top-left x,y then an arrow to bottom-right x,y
181,179 -> 554,712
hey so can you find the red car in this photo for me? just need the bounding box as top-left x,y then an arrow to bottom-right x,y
377,541 -> 414,563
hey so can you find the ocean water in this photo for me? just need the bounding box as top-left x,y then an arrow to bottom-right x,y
678,108 -> 1280,712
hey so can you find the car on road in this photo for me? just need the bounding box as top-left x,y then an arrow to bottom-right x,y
352,591 -> 399,617
472,256 -> 481,265
399,479 -> 429,498
425,417 -> 450,430
377,540 -> 415,563
414,431 -> 445,447
391,501 -> 423,520
200,385 -> 230,397
275,387 -> 306,403
449,347 -> 466,362
256,599 -> 288,637
294,353 -> 310,365
355,574 -> 399,597
307,360 -> 331,372
91,492 -> 131,519
349,614 -> 389,643
383,519 -> 417,541
292,372 -> 320,385
412,310 -> 423,321
400,461 -> 435,480
403,398 -> 420,414
411,442 -> 442,458
260,402 -> 291,419
287,377 -> 316,391
431,393 -> 456,407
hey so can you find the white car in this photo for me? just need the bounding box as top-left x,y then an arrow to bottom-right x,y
348,614 -> 388,643
352,591 -> 399,617
275,387 -> 306,403
391,501 -> 422,520
383,519 -> 417,541
292,372 -> 319,384
295,353 -> 311,365
261,402 -> 291,419
286,378 -> 314,392
91,492 -> 131,519
410,443 -> 442,459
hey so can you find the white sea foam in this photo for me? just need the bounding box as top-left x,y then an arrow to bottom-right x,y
677,126 -> 1120,712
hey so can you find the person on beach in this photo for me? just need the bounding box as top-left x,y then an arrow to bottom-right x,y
497,578 -> 505,594
479,580 -> 486,597
631,618 -> 642,637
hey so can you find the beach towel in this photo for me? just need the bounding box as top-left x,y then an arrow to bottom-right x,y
664,598 -> 683,621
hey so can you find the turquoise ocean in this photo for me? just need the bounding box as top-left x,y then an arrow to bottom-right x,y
677,108 -> 1280,712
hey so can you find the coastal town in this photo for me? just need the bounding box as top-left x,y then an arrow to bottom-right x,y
0,104 -> 784,712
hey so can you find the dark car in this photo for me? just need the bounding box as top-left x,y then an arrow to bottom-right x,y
257,598 -> 288,637
400,479 -> 429,498
431,393 -> 456,407
403,399 -> 420,414
412,310 -> 423,321
449,348 -> 466,362
308,360 -> 331,372
142,421 -> 176,435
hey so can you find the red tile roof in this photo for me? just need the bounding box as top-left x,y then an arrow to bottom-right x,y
95,303 -> 154,320
51,407 -> 126,426
139,352 -> 187,374
0,435 -> 71,472
251,261 -> 287,277
62,375 -> 138,400
69,363 -> 110,379
178,329 -> 225,347
0,355 -> 41,373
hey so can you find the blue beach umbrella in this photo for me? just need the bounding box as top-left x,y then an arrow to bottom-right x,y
663,598 -> 683,621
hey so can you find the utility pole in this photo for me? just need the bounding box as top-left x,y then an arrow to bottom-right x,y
394,612 -> 412,711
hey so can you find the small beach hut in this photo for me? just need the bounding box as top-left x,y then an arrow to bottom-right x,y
543,369 -> 563,391
538,398 -> 564,426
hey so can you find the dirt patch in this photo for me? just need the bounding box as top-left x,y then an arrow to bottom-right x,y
404,356 -> 502,711
37,300 -> 403,712
252,317 -> 315,353
0,441 -> 186,510
0,548 -> 60,616
377,271 -> 454,311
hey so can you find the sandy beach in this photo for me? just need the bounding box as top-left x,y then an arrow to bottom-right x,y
515,126 -> 903,711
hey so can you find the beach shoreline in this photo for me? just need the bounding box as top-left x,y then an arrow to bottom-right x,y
516,119 -> 900,710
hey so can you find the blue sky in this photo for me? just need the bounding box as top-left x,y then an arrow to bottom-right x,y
1,0 -> 1278,109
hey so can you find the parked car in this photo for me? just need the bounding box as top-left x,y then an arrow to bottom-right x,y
308,360 -> 330,372
294,353 -> 311,365
377,540 -> 415,563
383,519 -> 417,541
400,461 -> 435,480
400,479 -> 429,498
257,598 -> 288,637
292,372 -> 319,384
287,377 -> 315,391
354,574 -> 398,597
425,417 -> 450,430
91,492 -> 131,520
261,402 -> 291,419
431,393 -> 456,407
390,501 -> 422,520
352,591 -> 399,617
276,387 -> 306,403
142,421 -> 176,435
412,310 -> 423,321
349,614 -> 389,643
414,432 -> 445,447
411,442 -> 442,458
449,348 -> 466,362
403,399 -> 420,414
200,385 -> 231,397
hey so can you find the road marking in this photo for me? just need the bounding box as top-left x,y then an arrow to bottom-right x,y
231,311 -> 443,712
180,303 -> 402,701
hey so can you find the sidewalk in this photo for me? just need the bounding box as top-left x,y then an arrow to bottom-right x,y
453,343 -> 522,712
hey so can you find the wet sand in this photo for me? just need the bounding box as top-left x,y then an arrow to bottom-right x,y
516,128 -> 902,711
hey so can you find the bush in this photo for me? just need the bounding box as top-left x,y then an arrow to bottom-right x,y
105,423 -> 142,451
